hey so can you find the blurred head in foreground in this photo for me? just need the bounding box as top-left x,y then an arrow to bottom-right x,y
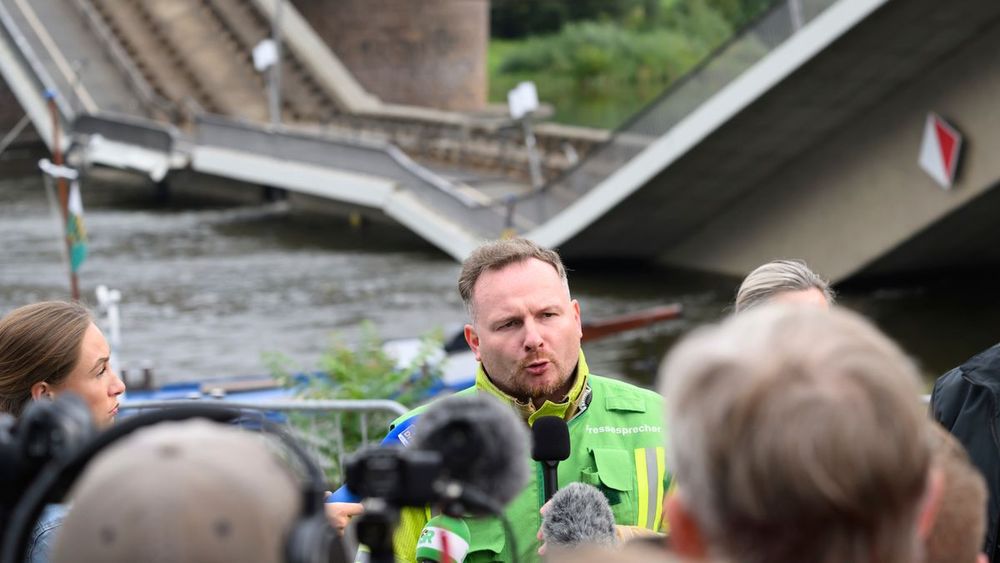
546,543 -> 697,563
734,259 -> 833,313
926,422 -> 988,563
658,306 -> 937,563
52,420 -> 302,563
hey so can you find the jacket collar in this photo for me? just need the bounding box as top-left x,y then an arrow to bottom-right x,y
475,350 -> 590,426
959,342 -> 1000,393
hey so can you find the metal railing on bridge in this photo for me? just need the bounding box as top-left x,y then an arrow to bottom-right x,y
194,114 -> 531,235
0,0 -> 73,138
510,0 -> 840,226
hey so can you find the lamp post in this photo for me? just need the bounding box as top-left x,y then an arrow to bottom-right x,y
788,0 -> 804,31
507,82 -> 543,190
268,0 -> 284,127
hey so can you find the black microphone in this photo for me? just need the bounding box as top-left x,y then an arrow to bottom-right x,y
531,416 -> 570,503
412,394 -> 530,516
541,483 -> 618,551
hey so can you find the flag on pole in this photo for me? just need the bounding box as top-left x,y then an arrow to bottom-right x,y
66,179 -> 88,272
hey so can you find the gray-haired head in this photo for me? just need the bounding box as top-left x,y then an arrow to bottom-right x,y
658,306 -> 930,563
734,259 -> 834,314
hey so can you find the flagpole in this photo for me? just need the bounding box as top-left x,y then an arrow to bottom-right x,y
46,91 -> 79,301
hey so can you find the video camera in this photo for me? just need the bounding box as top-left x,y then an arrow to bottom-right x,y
342,446 -> 446,562
0,394 -> 96,532
341,394 -> 530,563
0,396 -> 306,563
344,447 -> 441,506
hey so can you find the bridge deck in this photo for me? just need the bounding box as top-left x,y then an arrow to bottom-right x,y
4,0 -> 997,280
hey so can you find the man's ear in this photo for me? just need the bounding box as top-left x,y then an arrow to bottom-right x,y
918,466 -> 945,540
464,324 -> 481,361
571,299 -> 582,337
664,492 -> 709,559
30,381 -> 52,401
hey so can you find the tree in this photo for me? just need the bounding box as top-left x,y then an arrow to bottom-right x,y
490,0 -> 653,38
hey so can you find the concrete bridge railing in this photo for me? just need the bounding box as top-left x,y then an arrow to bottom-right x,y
0,0 -> 73,150
189,114 -> 515,249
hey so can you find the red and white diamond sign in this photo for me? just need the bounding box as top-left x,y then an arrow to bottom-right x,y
918,113 -> 962,190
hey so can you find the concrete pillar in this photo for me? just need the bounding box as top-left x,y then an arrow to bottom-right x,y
0,76 -> 26,129
289,0 -> 488,111
0,76 -> 43,160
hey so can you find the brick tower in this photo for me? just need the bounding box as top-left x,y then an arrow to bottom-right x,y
290,0 -> 488,111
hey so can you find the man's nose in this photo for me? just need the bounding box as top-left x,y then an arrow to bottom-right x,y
523,319 -> 544,351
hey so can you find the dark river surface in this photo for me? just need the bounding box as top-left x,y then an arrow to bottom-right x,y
2,169 -> 999,391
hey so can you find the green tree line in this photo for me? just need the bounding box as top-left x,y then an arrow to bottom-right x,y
489,0 -> 775,128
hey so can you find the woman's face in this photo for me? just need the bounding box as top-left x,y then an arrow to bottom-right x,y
50,322 -> 126,427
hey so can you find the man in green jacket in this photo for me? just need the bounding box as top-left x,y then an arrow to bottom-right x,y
389,238 -> 669,562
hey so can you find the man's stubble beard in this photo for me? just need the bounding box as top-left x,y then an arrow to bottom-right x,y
509,354 -> 574,401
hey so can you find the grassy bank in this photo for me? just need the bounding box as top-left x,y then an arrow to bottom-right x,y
488,0 -> 769,128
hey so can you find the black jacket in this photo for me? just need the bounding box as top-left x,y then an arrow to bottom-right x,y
931,343 -> 1000,561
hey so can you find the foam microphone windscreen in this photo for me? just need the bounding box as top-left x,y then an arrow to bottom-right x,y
412,394 -> 529,512
541,483 -> 618,550
531,416 -> 570,462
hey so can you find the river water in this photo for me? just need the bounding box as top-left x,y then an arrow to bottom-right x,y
2,169 -> 998,390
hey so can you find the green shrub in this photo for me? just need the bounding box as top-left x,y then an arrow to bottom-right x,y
264,322 -> 444,484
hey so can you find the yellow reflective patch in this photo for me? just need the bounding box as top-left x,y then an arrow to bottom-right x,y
634,448 -> 649,529
653,446 -> 666,531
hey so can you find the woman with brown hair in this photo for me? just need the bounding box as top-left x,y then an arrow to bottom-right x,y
0,300 -> 125,426
0,300 -> 126,563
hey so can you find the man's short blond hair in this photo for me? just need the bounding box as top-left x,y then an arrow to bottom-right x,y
458,238 -> 568,320
659,306 -> 930,563
926,422 -> 988,563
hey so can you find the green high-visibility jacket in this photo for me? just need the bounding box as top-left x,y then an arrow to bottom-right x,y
390,362 -> 669,563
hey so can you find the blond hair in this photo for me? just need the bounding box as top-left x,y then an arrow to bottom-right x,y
734,259 -> 834,313
926,422 -> 988,563
458,238 -> 568,319
659,306 -> 929,563
0,301 -> 92,417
